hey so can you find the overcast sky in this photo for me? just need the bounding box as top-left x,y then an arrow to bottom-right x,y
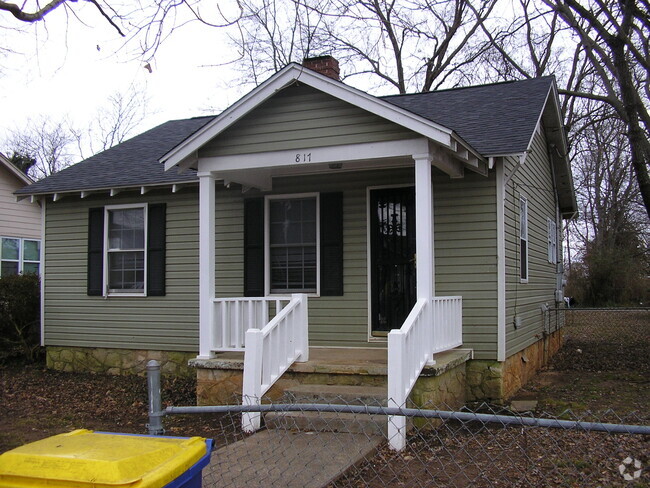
0,4 -> 245,160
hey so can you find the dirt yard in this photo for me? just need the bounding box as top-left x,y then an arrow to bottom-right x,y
0,361 -> 234,453
1,309 -> 648,487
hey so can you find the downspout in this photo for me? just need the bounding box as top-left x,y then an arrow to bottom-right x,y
548,144 -> 564,305
40,197 -> 46,347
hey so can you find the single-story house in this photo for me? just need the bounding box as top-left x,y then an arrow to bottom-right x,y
1,152 -> 41,278
16,57 -> 576,414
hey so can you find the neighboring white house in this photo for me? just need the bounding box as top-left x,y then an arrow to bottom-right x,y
0,152 -> 41,277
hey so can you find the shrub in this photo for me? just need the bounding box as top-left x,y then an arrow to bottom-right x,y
0,273 -> 41,361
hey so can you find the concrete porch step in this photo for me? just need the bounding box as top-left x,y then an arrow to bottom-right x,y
282,384 -> 388,406
264,410 -> 387,435
264,384 -> 388,435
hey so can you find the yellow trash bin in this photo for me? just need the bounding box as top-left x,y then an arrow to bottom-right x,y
0,429 -> 213,488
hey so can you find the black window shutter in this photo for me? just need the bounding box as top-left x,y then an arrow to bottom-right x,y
320,192 -> 344,296
87,207 -> 104,296
147,203 -> 166,296
244,198 -> 265,297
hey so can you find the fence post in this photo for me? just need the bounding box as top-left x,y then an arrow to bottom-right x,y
147,360 -> 164,435
387,330 -> 407,451
242,328 -> 264,433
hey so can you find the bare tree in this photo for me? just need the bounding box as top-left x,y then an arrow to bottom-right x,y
70,86 -> 149,158
5,117 -> 76,180
0,0 -> 125,35
225,0 -> 498,93
481,0 -> 650,218
227,0 -> 326,86
566,111 -> 649,305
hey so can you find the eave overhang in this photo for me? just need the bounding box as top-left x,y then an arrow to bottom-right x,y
522,81 -> 577,219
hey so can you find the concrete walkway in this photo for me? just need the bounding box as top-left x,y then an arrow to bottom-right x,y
202,429 -> 383,488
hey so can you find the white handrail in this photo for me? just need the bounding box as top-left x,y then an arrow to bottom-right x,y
387,296 -> 462,451
212,297 -> 291,352
242,293 -> 309,432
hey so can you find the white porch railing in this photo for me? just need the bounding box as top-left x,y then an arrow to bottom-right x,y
241,293 -> 309,432
387,296 -> 462,451
212,297 -> 292,352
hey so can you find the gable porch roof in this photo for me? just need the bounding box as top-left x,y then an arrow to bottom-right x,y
160,63 -> 484,173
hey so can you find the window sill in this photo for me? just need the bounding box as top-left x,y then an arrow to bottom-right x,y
105,292 -> 147,298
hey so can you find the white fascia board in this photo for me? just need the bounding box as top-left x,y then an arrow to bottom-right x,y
162,63 -> 463,171
524,85 -> 553,157
199,138 -> 429,173
19,180 -> 200,200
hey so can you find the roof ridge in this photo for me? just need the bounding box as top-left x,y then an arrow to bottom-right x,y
380,75 -> 554,99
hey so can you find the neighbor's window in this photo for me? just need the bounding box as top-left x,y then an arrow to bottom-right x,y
105,205 -> 146,294
268,196 -> 318,294
0,237 -> 41,277
547,218 -> 557,264
520,196 -> 528,282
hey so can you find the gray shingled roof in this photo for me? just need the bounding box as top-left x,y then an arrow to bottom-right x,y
16,116 -> 214,195
382,76 -> 554,156
17,77 -> 554,195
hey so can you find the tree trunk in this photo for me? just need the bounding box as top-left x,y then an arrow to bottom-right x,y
609,32 -> 650,219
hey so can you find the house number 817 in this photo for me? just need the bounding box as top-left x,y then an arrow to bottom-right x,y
295,153 -> 312,163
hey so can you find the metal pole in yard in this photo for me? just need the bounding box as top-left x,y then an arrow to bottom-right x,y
147,360 -> 165,435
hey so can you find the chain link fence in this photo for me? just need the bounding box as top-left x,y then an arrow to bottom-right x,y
148,309 -> 650,487
553,308 -> 650,372
164,399 -> 648,488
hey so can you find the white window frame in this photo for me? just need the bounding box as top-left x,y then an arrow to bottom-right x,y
519,196 -> 528,283
103,203 -> 148,297
0,237 -> 41,276
264,193 -> 320,297
547,218 -> 558,264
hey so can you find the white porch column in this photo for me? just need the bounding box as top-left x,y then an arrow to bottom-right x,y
414,153 -> 435,299
198,172 -> 216,359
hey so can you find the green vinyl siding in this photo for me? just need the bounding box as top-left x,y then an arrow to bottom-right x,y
199,84 -> 415,157
44,189 -> 200,351
212,168 -> 498,355
434,171 -> 498,359
504,126 -> 560,357
44,170 -> 499,355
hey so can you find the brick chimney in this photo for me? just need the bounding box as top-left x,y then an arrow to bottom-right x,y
302,55 -> 340,81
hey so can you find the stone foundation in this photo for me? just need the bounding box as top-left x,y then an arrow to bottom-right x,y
46,346 -> 195,377
466,328 -> 563,403
194,349 -> 470,409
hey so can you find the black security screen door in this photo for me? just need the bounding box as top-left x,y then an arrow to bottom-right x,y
370,187 -> 416,334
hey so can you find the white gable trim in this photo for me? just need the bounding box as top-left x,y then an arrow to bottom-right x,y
162,64 -> 472,171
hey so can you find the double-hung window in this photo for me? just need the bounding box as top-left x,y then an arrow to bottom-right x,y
104,205 -> 146,295
0,237 -> 41,276
547,218 -> 558,264
267,195 -> 319,294
519,196 -> 528,282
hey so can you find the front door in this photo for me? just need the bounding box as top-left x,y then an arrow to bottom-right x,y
370,187 -> 417,335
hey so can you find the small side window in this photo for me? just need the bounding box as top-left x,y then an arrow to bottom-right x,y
519,197 -> 528,282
